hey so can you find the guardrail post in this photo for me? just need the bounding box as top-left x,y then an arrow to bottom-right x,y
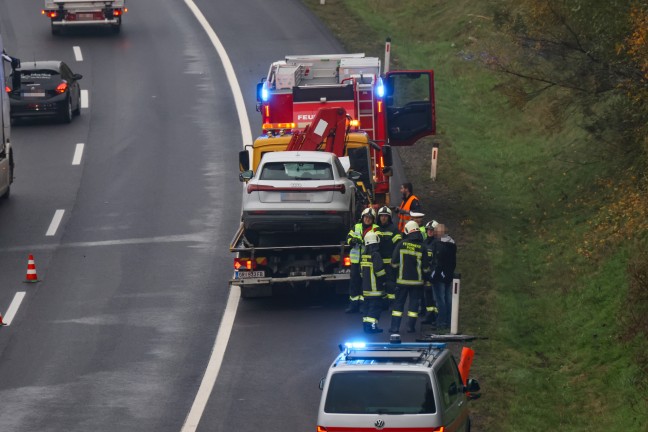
430,142 -> 439,180
320,0 -> 326,4
450,273 -> 460,335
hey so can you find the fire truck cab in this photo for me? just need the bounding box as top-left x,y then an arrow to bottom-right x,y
256,53 -> 435,202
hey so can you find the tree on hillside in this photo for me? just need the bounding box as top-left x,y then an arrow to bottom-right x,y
487,0 -> 648,161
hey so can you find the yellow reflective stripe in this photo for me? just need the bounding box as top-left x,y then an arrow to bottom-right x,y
392,310 -> 403,317
396,279 -> 424,286
407,311 -> 419,318
385,294 -> 395,300
426,306 -> 439,313
363,317 -> 378,323
349,296 -> 361,301
363,292 -> 383,297
376,269 -> 386,277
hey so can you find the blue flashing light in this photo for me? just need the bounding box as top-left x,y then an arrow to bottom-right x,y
344,342 -> 367,349
376,77 -> 385,98
261,83 -> 269,102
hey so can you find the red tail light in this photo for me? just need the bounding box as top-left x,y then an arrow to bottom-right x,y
5,86 -> 10,93
55,82 -> 68,94
42,10 -> 58,18
113,9 -> 122,16
343,256 -> 351,266
234,258 -> 256,270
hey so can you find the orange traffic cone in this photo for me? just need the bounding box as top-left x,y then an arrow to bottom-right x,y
24,254 -> 40,283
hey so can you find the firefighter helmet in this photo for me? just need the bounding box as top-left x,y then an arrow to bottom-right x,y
364,231 -> 379,246
361,207 -> 376,220
425,220 -> 439,230
404,220 -> 419,235
377,206 -> 392,217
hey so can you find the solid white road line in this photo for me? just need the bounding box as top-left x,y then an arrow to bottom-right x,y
81,90 -> 89,108
46,209 -> 65,236
180,1 -> 252,431
180,286 -> 241,431
3,292 -> 26,326
73,46 -> 83,61
72,143 -> 84,165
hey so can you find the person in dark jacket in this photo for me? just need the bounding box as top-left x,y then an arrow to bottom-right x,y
360,231 -> 387,333
389,221 -> 431,334
430,223 -> 457,330
421,220 -> 439,325
375,206 -> 401,303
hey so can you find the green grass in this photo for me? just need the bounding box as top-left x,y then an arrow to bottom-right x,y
303,0 -> 648,430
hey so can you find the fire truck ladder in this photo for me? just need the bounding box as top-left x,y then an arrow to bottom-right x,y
355,76 -> 376,140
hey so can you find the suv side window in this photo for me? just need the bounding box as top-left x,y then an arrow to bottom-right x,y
436,356 -> 461,410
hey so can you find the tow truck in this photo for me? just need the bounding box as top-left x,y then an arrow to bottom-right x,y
256,50 -> 436,205
42,0 -> 127,35
0,35 -> 18,200
231,107 -> 388,297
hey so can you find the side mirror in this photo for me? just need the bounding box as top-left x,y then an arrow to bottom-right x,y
348,170 -> 362,181
382,145 -> 393,167
73,73 -> 83,81
239,170 -> 253,182
239,150 -> 250,172
465,378 -> 481,400
319,377 -> 325,391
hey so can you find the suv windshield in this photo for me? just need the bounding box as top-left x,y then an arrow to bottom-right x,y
260,162 -> 333,181
324,371 -> 436,414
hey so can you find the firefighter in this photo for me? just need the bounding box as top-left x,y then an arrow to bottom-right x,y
395,182 -> 422,232
375,206 -> 401,302
360,231 -> 387,333
389,220 -> 431,334
421,220 -> 440,325
345,207 -> 378,313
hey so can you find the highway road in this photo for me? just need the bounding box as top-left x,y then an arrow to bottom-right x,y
0,1 -> 408,431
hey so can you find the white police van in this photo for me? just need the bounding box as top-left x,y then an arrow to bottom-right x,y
317,336 -> 480,431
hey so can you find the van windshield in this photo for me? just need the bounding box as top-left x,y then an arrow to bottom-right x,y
324,371 -> 436,414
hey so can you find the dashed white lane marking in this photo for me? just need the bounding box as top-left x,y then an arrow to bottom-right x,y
180,1 -> 251,430
3,292 -> 26,326
46,209 -> 65,236
73,46 -> 83,61
81,90 -> 89,108
72,143 -> 84,165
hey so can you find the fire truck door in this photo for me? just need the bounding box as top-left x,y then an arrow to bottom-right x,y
384,71 -> 436,146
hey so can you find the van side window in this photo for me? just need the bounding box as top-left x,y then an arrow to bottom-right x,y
436,357 -> 462,409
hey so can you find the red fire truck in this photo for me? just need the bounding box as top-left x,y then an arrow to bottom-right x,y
255,50 -> 436,205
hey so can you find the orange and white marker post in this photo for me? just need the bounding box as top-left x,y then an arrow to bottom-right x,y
451,273 -> 461,335
24,254 -> 40,283
430,142 -> 439,180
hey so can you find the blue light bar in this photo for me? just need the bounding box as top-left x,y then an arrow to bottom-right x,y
261,83 -> 269,102
340,341 -> 446,352
376,77 -> 385,98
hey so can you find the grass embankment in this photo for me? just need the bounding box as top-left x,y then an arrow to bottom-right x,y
304,1 -> 648,430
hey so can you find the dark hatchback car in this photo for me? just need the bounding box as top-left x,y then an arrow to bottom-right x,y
5,60 -> 82,123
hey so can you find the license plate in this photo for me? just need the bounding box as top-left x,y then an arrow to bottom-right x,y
335,268 -> 351,274
237,270 -> 265,279
77,13 -> 96,20
24,92 -> 45,97
281,192 -> 311,202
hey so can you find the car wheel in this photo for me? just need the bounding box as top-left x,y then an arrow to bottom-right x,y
73,94 -> 81,116
61,97 -> 73,123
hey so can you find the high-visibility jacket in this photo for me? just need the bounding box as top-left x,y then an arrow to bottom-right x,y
398,194 -> 420,232
360,246 -> 387,297
347,222 -> 378,263
391,231 -> 431,286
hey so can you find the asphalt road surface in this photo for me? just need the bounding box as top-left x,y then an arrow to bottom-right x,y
0,1 -> 411,431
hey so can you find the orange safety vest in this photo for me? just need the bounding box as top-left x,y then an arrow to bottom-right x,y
398,194 -> 419,232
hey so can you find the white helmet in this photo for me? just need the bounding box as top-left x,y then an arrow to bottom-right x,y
425,220 -> 439,230
404,220 -> 419,235
364,231 -> 379,246
377,206 -> 392,217
361,207 -> 376,220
